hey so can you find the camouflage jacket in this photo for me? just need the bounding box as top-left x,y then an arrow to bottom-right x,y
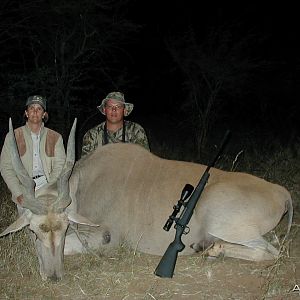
81,120 -> 150,157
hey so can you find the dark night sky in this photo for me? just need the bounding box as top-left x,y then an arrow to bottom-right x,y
129,2 -> 299,61
124,2 -> 299,134
127,3 -> 298,93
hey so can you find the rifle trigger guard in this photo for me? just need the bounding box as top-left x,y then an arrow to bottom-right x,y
183,226 -> 190,235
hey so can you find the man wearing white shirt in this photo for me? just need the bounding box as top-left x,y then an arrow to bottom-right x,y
0,95 -> 66,206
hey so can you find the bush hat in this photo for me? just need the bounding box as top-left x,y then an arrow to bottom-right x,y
26,95 -> 47,110
97,92 -> 134,116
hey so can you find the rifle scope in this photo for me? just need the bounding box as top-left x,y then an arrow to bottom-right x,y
163,184 -> 194,231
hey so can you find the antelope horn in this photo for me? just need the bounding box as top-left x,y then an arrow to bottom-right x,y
8,118 -> 45,214
53,118 -> 77,212
9,118 -> 35,191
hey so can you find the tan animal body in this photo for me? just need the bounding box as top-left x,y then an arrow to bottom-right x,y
1,121 -> 293,281
66,143 -> 293,261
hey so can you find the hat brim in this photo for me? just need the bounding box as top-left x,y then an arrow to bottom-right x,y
97,99 -> 134,117
26,100 -> 46,110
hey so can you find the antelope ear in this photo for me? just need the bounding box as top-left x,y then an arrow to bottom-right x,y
67,211 -> 99,227
0,214 -> 30,237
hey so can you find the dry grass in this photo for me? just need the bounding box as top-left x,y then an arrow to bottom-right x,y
1,227 -> 299,299
0,143 -> 299,299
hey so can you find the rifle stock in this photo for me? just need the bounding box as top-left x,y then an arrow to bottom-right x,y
154,130 -> 230,278
154,227 -> 185,278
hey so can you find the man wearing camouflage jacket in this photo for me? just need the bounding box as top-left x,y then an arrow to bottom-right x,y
81,92 -> 149,157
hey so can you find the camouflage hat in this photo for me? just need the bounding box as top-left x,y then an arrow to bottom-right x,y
97,92 -> 134,117
26,95 -> 47,110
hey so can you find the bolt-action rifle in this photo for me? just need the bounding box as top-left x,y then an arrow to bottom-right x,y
154,130 -> 231,278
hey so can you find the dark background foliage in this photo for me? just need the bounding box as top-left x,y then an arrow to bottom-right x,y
0,0 -> 299,160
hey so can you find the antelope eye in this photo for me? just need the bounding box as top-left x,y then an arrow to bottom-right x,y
39,224 -> 50,232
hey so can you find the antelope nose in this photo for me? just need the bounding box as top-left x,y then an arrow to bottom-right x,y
48,273 -> 62,282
